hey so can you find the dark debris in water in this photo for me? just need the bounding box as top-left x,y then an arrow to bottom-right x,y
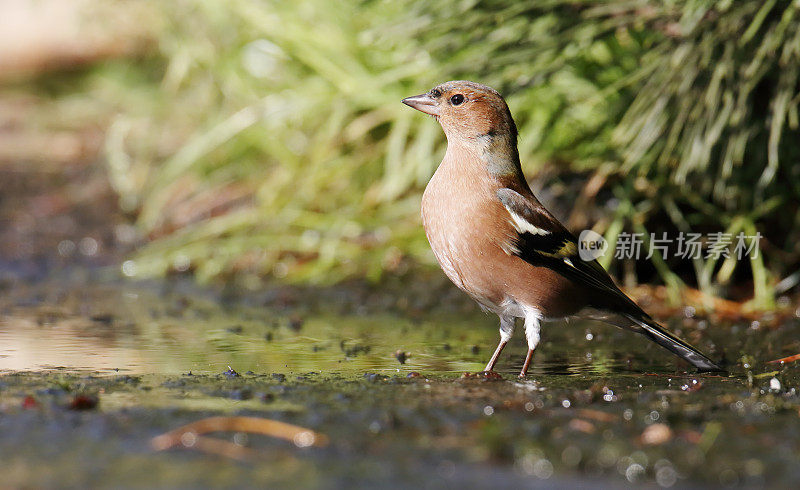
341,341 -> 371,358
89,313 -> 115,325
287,315 -> 304,331
223,366 -> 241,378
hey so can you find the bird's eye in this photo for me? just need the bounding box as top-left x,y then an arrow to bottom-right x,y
450,94 -> 465,105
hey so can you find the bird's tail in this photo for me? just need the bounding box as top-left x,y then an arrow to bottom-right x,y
627,315 -> 724,372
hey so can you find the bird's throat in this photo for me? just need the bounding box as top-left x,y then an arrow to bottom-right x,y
482,137 -> 526,186
440,135 -> 528,192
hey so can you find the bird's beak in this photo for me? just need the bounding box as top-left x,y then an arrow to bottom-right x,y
402,93 -> 440,116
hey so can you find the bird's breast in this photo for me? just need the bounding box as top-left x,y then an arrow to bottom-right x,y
420,153 -> 512,307
421,170 -> 470,291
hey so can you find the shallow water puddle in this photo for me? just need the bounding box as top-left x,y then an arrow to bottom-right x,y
0,278 -> 762,377
0,286 -> 494,375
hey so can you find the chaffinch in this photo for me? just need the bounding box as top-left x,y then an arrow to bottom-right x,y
402,80 -> 723,377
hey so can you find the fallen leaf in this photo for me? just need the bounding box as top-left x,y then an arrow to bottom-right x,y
767,353 -> 800,364
568,418 -> 596,434
576,408 -> 617,423
151,416 -> 328,455
641,423 -> 673,445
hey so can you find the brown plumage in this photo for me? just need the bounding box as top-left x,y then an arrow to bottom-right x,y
402,80 -> 723,376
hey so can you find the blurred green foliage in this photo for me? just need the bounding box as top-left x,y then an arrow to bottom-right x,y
103,0 -> 800,307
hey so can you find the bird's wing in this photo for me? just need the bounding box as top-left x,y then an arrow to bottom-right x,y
496,188 -> 639,312
496,188 -> 724,372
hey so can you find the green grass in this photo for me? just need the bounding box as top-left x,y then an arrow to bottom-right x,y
96,0 -> 799,309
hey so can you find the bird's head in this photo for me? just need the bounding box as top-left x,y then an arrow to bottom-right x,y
402,80 -> 518,145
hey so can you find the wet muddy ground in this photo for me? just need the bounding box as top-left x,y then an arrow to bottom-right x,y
1,273 -> 799,488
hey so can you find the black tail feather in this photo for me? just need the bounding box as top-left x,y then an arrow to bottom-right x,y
628,315 -> 725,373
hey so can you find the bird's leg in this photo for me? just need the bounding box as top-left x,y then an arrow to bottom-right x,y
519,310 -> 541,378
484,315 -> 515,372
484,340 -> 508,372
519,349 -> 534,377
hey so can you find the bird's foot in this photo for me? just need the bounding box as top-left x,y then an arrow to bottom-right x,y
461,370 -> 503,381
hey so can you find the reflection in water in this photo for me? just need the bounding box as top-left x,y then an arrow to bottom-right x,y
0,279 -> 738,377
